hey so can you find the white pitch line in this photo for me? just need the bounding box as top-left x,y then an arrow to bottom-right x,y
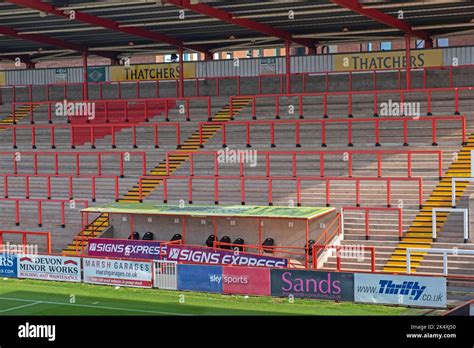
0,301 -> 43,313
0,297 -> 190,316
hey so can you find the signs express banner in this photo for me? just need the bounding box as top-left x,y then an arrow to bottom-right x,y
354,273 -> 447,308
0,253 -> 18,278
271,269 -> 354,301
87,238 -> 162,260
83,257 -> 153,288
18,255 -> 81,282
166,244 -> 288,268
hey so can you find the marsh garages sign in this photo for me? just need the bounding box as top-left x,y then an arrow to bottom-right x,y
354,273 -> 447,308
83,257 -> 153,288
18,255 -> 81,282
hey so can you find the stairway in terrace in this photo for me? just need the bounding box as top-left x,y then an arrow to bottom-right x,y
0,103 -> 41,127
383,133 -> 474,273
62,97 -> 253,255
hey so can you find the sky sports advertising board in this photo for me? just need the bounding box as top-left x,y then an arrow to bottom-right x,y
83,257 -> 153,288
177,264 -> 223,293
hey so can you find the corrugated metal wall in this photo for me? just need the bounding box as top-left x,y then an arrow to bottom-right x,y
196,57 -> 285,77
291,54 -> 333,73
3,46 -> 474,85
5,66 -> 107,85
442,46 -> 474,66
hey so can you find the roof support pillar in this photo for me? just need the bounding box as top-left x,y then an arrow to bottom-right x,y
82,50 -> 89,100
405,35 -> 411,90
307,46 -> 317,55
179,47 -> 184,98
285,40 -> 291,94
425,38 -> 434,49
203,51 -> 213,61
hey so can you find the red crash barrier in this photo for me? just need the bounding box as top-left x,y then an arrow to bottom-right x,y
241,86 -> 473,119
312,244 -> 376,272
12,96 -> 211,124
0,198 -> 88,228
0,173 -> 120,202
0,122 -> 180,149
0,151 -> 147,178
198,116 -> 466,148
0,230 -> 51,254
342,206 -> 403,240
137,175 -> 424,208
163,149 -> 443,179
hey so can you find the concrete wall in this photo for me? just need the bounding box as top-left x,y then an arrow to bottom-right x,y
3,66 -> 474,103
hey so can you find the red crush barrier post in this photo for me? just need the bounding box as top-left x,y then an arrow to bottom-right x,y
296,179 -> 301,206
432,119 -> 437,146
386,179 -> 391,207
407,152 -> 412,177
268,178 -> 273,206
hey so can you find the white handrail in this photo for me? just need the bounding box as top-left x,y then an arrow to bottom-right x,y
406,247 -> 474,275
451,177 -> 474,207
431,208 -> 469,243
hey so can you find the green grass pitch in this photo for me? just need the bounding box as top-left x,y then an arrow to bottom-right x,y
0,278 -> 426,316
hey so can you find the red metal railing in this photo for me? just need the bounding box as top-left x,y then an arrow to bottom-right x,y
0,173 -> 120,202
0,122 -> 181,149
342,206 -> 403,240
315,213 -> 342,247
75,219 -> 109,255
76,215 -> 110,255
0,197 -> 88,228
0,230 -> 51,254
137,175 -> 424,208
198,116 -> 466,148
241,86 -> 474,119
1,63 -> 473,101
308,213 -> 342,270
312,244 -> 376,272
0,151 -> 147,178
212,241 -> 308,268
163,149 -> 443,179
12,96 -> 211,124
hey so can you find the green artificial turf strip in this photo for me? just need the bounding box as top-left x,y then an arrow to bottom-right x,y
0,278 -> 423,316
